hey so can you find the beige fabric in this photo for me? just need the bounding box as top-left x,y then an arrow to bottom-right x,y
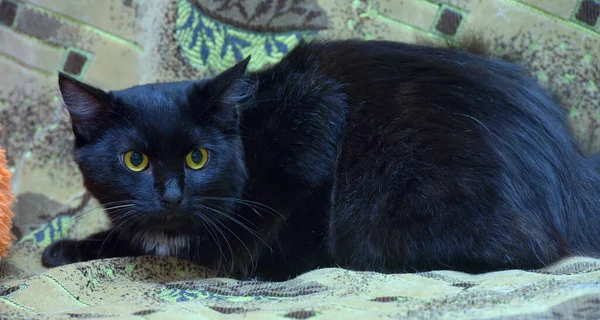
1,0 -> 600,318
2,249 -> 600,318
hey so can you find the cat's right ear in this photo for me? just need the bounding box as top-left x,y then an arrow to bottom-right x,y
58,72 -> 112,144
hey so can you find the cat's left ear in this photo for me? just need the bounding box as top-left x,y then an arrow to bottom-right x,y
208,56 -> 251,98
201,56 -> 252,121
196,56 -> 250,129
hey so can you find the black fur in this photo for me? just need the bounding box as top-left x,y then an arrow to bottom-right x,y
42,39 -> 600,280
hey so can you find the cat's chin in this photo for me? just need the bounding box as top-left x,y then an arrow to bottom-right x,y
140,216 -> 192,232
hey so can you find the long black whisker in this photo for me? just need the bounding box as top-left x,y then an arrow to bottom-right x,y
114,210 -> 148,254
69,203 -> 137,226
197,204 -> 257,276
189,213 -> 225,272
201,213 -> 234,267
198,196 -> 285,220
67,205 -> 135,254
198,204 -> 272,253
97,208 -> 140,258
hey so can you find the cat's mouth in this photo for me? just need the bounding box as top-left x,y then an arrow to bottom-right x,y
142,215 -> 191,231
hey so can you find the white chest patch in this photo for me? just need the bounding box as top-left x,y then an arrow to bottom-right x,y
134,232 -> 190,257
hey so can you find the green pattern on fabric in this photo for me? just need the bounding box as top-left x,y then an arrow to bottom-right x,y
23,216 -> 73,247
175,0 -> 317,72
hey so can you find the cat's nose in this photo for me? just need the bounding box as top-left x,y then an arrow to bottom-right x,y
161,194 -> 182,208
160,197 -> 181,209
161,179 -> 183,208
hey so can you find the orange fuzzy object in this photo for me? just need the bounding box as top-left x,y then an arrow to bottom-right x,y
0,126 -> 15,258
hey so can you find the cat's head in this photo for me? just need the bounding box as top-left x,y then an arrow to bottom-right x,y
58,58 -> 251,240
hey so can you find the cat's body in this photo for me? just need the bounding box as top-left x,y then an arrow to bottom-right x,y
43,39 -> 600,281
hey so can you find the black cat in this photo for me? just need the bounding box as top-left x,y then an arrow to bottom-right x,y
42,39 -> 600,281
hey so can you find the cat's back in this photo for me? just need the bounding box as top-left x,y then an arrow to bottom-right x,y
240,39 -> 600,275
290,39 -> 554,115
286,39 -> 577,169
288,39 -> 600,270
248,39 -> 587,204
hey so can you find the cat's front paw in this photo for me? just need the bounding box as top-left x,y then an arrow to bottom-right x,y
42,240 -> 83,268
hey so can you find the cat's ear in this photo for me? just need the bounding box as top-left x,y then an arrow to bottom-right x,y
58,72 -> 112,144
201,56 -> 252,122
208,56 -> 251,98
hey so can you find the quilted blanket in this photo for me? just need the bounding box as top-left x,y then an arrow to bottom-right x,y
2,244 -> 600,318
1,0 -> 600,318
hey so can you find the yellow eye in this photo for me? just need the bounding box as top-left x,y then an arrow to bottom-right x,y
186,148 -> 209,170
123,151 -> 149,172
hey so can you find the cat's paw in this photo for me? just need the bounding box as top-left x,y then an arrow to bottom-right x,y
41,240 -> 83,268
